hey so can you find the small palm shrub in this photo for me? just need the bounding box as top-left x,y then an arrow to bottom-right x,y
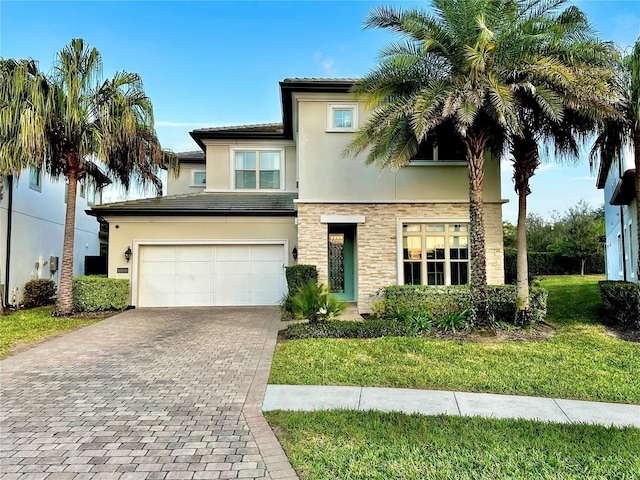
291,282 -> 346,323
437,310 -> 468,332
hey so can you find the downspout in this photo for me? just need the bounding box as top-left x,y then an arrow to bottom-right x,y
3,175 -> 13,307
618,159 -> 628,281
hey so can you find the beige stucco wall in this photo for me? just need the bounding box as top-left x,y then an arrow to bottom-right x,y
203,141 -> 297,191
295,93 -> 502,203
103,215 -> 297,303
166,162 -> 206,196
297,202 -> 504,312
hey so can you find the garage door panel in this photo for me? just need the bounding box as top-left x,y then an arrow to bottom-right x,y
217,261 -> 250,275
178,245 -> 213,261
142,245 -> 177,261
216,245 -> 251,261
177,261 -> 211,275
137,244 -> 285,307
177,274 -> 212,293
251,245 -> 284,261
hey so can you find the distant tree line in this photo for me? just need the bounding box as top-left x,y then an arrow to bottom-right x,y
503,201 -> 605,282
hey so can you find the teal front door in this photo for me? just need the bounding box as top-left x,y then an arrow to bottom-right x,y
328,225 -> 355,301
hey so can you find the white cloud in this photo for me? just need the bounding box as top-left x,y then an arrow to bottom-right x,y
315,52 -> 337,76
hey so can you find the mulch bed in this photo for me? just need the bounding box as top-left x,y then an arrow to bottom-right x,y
606,326 -> 640,343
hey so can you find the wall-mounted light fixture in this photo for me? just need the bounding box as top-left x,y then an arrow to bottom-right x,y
292,247 -> 298,261
124,246 -> 132,263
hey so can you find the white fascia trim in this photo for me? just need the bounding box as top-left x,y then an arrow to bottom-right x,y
320,214 -> 365,224
295,199 -> 510,204
202,139 -> 295,146
131,239 -> 289,307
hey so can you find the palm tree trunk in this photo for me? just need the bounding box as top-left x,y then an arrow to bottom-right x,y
515,183 -> 530,324
467,134 -> 490,331
53,171 -> 78,316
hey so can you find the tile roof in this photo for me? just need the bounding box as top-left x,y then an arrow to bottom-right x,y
89,192 -> 297,217
191,123 -> 284,134
176,151 -> 205,162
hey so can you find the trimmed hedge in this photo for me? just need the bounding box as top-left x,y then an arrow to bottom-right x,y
73,276 -> 129,312
282,265 -> 319,314
504,251 -> 605,283
599,281 -> 640,329
283,319 -> 419,340
23,279 -> 56,308
379,284 -> 548,324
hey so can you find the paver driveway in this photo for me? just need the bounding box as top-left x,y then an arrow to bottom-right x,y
0,307 -> 298,480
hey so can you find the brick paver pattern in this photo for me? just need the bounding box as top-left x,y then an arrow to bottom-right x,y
0,307 -> 298,480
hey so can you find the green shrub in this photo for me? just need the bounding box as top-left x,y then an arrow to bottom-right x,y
282,265 -> 319,314
291,282 -> 346,323
380,284 -> 548,325
283,319 -> 419,340
22,279 -> 56,308
599,281 -> 640,329
73,276 -> 129,312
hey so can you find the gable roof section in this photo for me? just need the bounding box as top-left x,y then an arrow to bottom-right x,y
89,192 -> 297,217
189,78 -> 358,148
176,150 -> 206,164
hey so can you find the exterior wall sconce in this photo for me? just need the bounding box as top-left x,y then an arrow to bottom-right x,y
292,247 -> 298,261
124,246 -> 132,263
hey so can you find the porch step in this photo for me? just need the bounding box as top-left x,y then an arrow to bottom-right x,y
337,302 -> 363,321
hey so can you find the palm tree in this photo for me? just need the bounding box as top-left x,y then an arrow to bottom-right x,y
0,39 -> 175,315
591,38 -> 640,277
346,0 -> 585,329
509,7 -> 619,324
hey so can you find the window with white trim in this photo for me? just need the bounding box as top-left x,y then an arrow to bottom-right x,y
326,103 -> 358,132
234,150 -> 282,190
402,223 -> 469,285
409,130 -> 467,164
79,179 -> 86,198
191,170 -> 206,187
618,233 -> 623,276
29,167 -> 42,192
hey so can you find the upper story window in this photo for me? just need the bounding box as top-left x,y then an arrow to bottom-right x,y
29,167 -> 42,192
88,184 -> 96,205
402,223 -> 469,286
409,130 -> 467,164
191,170 -> 206,187
326,103 -> 358,132
79,179 -> 86,198
234,149 -> 282,190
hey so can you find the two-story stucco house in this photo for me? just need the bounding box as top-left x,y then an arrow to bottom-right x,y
90,78 -> 506,312
597,146 -> 638,282
1,169 -> 107,306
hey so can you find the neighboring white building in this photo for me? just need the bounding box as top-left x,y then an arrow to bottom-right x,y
597,146 -> 638,282
0,168 -> 107,306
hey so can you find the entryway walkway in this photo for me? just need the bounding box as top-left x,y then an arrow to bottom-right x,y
1,307 -> 298,480
263,385 -> 640,428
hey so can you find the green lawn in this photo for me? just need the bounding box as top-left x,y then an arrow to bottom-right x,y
0,306 -> 101,359
266,410 -> 640,480
269,275 -> 640,404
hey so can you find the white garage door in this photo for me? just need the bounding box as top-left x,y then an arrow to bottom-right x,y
137,244 -> 285,307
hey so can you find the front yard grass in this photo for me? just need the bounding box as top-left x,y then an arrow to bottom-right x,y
0,306 -> 101,359
266,410 -> 640,480
269,275 -> 640,404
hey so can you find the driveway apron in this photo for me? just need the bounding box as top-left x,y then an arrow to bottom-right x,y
0,307 -> 298,480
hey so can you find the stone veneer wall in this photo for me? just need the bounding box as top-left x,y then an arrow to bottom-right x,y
297,203 -> 504,312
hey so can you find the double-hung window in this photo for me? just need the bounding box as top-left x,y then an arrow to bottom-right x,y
402,223 -> 469,286
234,150 -> 282,190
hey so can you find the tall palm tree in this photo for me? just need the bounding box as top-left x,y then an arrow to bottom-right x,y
346,0 -> 582,329
591,38 -> 640,277
509,7 -> 619,324
0,39 -> 176,315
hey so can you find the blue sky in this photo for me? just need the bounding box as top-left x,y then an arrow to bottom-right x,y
1,0 -> 639,221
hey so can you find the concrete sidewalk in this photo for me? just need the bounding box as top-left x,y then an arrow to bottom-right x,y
263,385 -> 640,428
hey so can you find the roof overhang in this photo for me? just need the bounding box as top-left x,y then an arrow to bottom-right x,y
88,209 -> 296,218
279,79 -> 356,139
189,129 -> 286,151
610,168 -> 636,206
